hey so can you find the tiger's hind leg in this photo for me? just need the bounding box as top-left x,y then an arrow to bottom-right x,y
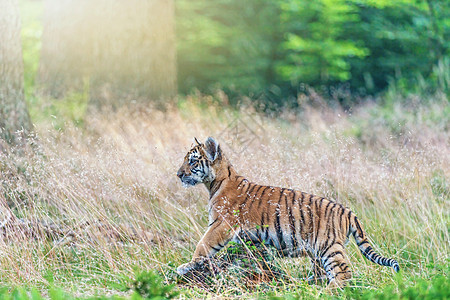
321,244 -> 352,288
307,258 -> 327,284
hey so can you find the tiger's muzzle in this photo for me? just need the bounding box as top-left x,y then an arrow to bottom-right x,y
177,168 -> 199,186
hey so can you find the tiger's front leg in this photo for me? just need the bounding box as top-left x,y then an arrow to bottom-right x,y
177,220 -> 233,275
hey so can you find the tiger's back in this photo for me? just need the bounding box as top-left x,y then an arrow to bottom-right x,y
216,179 -> 350,255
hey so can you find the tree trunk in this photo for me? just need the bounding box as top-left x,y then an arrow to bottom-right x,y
0,0 -> 32,147
37,0 -> 92,97
38,0 -> 177,107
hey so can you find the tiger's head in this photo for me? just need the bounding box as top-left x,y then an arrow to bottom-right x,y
177,137 -> 222,187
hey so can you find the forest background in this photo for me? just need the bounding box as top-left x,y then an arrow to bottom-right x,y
0,0 -> 448,299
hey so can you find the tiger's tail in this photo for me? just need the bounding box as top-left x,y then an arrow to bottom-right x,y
349,213 -> 400,272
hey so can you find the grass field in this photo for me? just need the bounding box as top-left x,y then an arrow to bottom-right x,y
1,92 -> 448,299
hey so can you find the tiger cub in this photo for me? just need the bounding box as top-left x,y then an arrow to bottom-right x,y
176,137 -> 399,287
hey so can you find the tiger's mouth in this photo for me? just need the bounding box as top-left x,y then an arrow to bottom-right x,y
180,176 -> 199,187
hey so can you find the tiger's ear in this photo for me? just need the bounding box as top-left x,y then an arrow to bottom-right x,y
204,137 -> 221,162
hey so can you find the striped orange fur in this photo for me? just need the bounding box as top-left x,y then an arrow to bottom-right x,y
176,137 -> 399,287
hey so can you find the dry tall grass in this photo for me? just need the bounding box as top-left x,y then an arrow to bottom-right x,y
0,94 -> 448,297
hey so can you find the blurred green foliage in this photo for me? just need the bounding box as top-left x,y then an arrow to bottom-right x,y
130,271 -> 179,299
19,0 -> 42,99
176,0 -> 282,99
280,0 -> 368,83
341,269 -> 450,300
0,271 -> 179,299
177,0 -> 449,103
260,265 -> 450,299
18,0 -> 449,110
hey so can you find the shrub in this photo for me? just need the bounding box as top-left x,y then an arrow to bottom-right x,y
131,271 -> 179,300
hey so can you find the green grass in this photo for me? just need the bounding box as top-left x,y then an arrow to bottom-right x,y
0,270 -> 179,299
341,265 -> 449,300
1,269 -> 448,299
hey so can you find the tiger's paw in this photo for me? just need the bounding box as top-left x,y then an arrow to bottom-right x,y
176,262 -> 196,276
306,274 -> 327,285
326,278 -> 345,290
